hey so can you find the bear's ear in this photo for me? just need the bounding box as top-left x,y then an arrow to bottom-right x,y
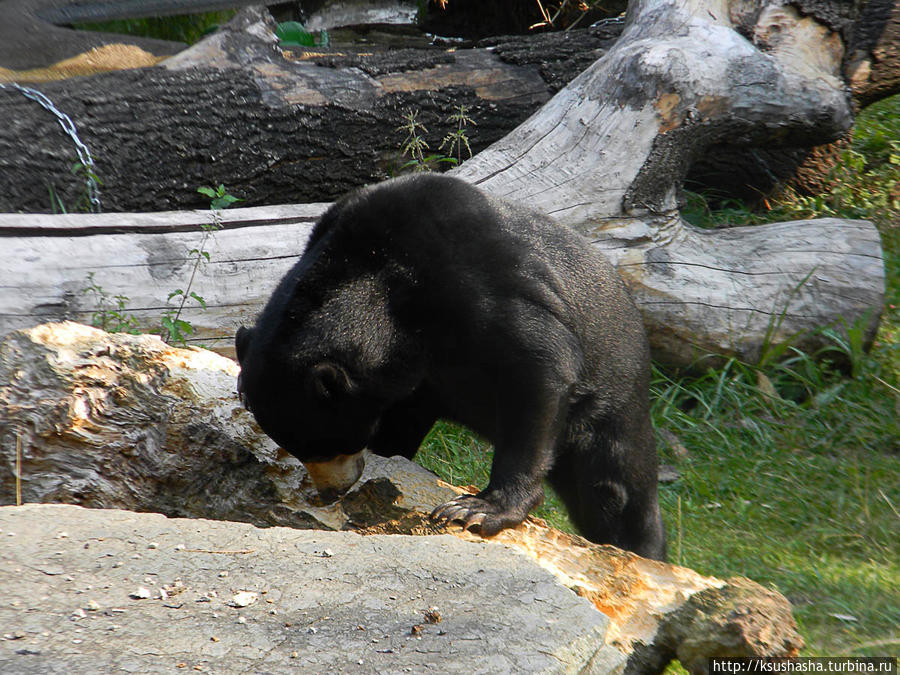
235,326 -> 253,364
310,362 -> 354,400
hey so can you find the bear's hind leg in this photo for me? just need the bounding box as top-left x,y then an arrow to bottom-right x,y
549,424 -> 666,561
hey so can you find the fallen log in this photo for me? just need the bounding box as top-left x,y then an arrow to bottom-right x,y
0,202 -> 883,369
0,1 -> 888,367
0,321 -> 804,669
2,2 -> 898,212
0,205 -> 321,356
0,6 -> 557,212
451,0 -> 886,366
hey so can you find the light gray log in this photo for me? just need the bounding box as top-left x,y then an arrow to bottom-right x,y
0,206 -> 883,367
0,205 -> 323,356
450,0 -> 885,366
584,215 -> 884,365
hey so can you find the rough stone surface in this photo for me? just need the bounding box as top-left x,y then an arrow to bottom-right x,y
0,503 -> 622,674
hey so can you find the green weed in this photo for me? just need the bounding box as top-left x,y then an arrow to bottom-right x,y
48,160 -> 103,214
81,272 -> 141,334
396,110 -> 445,173
393,107 -> 475,174
439,104 -> 476,165
75,11 -> 237,45
161,184 -> 240,346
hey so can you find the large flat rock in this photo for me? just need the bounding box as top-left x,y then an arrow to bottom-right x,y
0,504 -> 623,674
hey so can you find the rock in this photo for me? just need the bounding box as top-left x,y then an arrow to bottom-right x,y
0,504 -> 622,674
0,323 -> 804,670
228,591 -> 258,608
128,587 -> 152,600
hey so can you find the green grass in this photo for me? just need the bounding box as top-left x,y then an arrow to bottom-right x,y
417,94 -> 900,656
417,422 -> 575,532
76,11 -> 237,45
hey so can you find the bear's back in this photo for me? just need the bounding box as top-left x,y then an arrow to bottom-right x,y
308,174 -> 647,384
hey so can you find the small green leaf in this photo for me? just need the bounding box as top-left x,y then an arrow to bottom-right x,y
190,292 -> 207,309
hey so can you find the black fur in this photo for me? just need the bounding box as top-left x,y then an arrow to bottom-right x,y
236,174 -> 666,560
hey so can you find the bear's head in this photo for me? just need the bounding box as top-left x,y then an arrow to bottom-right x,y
235,325 -> 377,500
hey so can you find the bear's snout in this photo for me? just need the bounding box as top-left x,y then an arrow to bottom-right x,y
303,450 -> 366,502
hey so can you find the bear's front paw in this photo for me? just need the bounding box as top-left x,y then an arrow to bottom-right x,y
430,494 -> 527,538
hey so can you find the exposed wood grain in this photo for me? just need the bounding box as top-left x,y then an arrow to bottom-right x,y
0,205 -> 322,356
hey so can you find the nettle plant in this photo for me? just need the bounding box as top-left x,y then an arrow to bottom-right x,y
440,104 -> 476,165
394,105 -> 476,174
81,184 -> 241,344
81,272 -> 142,334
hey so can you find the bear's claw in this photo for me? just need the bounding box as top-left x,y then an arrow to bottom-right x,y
430,494 -> 517,537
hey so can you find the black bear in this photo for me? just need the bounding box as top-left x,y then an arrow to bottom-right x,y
236,173 -> 666,560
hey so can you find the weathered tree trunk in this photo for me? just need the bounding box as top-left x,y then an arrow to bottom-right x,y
689,0 -> 900,200
0,2 -> 888,367
848,0 -> 900,107
0,7 -> 571,212
0,322 -> 805,669
0,205 -> 321,356
2,3 -> 897,212
450,0 -> 886,366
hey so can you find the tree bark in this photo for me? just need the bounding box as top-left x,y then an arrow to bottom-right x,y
0,7 -> 585,213
0,2 -> 887,368
848,0 -> 900,108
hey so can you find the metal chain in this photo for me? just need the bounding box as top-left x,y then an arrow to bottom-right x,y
0,82 -> 102,212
